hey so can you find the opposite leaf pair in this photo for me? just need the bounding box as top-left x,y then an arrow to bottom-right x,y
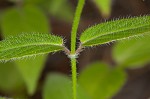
0,15 -> 150,62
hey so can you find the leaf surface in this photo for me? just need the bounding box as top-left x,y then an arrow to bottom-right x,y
0,33 -> 63,62
43,73 -> 90,99
78,62 -> 126,99
113,36 -> 150,68
80,16 -> 150,47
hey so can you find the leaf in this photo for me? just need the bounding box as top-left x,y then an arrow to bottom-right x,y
0,33 -> 63,62
41,0 -> 73,22
0,62 -> 25,93
0,5 -> 53,95
94,0 -> 111,17
80,16 -> 150,47
1,5 -> 50,37
78,62 -> 126,99
1,5 -> 51,95
16,55 -> 46,95
113,35 -> 150,68
43,73 -> 90,99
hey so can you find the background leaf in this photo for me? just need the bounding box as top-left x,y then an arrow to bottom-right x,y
1,5 -> 50,37
43,73 -> 90,99
113,35 -> 150,68
41,0 -> 73,22
0,63 -> 25,94
80,16 -> 150,47
94,0 -> 111,17
16,55 -> 47,95
78,62 -> 126,99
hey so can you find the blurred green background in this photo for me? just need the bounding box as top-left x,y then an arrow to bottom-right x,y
0,0 -> 150,99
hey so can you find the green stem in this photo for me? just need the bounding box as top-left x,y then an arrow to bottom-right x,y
71,0 -> 85,54
70,0 -> 85,99
71,58 -> 77,99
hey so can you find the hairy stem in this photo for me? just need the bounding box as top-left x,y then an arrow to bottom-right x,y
71,58 -> 77,99
70,0 -> 85,99
71,0 -> 85,54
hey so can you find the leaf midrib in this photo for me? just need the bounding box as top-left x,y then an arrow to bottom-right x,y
0,42 -> 63,52
81,24 -> 150,45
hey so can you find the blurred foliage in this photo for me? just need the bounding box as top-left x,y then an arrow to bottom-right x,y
16,55 -> 47,95
94,0 -> 111,17
9,0 -> 42,4
1,5 -> 49,37
40,0 -> 74,22
113,35 -> 150,68
0,63 -> 25,94
24,0 -> 43,5
9,0 -> 73,22
43,73 -> 90,99
0,97 -> 6,99
79,62 -> 126,99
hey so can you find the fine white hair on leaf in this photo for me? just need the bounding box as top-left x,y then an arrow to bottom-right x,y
80,15 -> 150,48
0,33 -> 64,62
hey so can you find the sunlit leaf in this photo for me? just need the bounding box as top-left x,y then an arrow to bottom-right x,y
80,16 -> 150,47
79,62 -> 126,99
94,0 -> 111,17
0,33 -> 63,62
113,35 -> 150,68
43,73 -> 90,99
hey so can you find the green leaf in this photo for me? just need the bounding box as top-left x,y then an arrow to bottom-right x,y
0,33 -> 63,62
1,5 -> 50,37
0,62 -> 24,93
80,16 -> 150,47
113,35 -> 150,68
1,5 -> 52,95
41,0 -> 73,22
1,5 -> 51,95
94,0 -> 111,17
43,73 -> 90,99
78,62 -> 126,99
16,55 -> 46,95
